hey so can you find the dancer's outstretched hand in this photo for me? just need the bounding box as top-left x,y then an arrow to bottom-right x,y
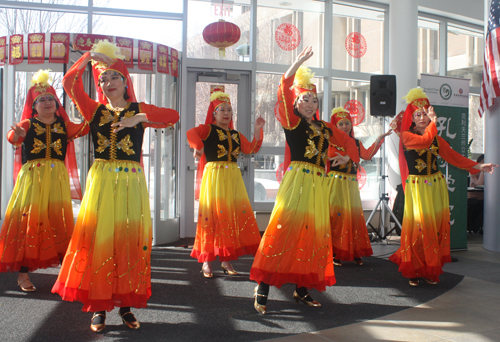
193,148 -> 204,160
476,163 -> 499,174
296,46 -> 314,64
330,152 -> 350,167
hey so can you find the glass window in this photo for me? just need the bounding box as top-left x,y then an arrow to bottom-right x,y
2,0 -> 87,4
254,154 -> 281,202
447,25 -> 483,88
0,9 -> 88,36
332,4 -> 384,73
92,15 -> 182,48
418,19 -> 440,77
469,94 -> 484,154
93,0 -> 183,12
256,1 -> 324,67
187,0 -> 250,61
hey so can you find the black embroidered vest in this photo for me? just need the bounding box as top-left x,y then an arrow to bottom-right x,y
23,116 -> 68,162
330,138 -> 360,175
404,135 -> 440,175
203,124 -> 241,163
90,102 -> 145,163
285,119 -> 330,168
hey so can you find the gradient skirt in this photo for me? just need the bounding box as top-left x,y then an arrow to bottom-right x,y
191,161 -> 261,263
0,159 -> 73,272
250,161 -> 335,292
52,160 -> 152,312
389,172 -> 451,282
328,170 -> 373,261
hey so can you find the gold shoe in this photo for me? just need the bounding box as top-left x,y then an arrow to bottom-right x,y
253,286 -> 267,315
120,311 -> 140,329
333,259 -> 342,266
422,278 -> 438,285
17,278 -> 36,292
221,263 -> 238,275
201,264 -> 213,278
354,258 -> 363,266
293,291 -> 321,307
409,278 -> 420,287
90,313 -> 106,333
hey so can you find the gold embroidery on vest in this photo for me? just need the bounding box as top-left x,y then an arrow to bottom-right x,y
51,123 -> 66,134
432,158 -> 437,170
430,144 -> 439,156
217,129 -> 227,141
217,144 -> 228,158
33,122 -> 46,135
308,125 -> 320,139
231,146 -> 240,158
96,132 -> 111,153
31,138 -> 46,154
116,134 -> 135,156
99,110 -> 114,126
415,158 -> 427,172
415,149 -> 426,156
51,139 -> 63,155
304,139 -> 318,159
231,133 -> 239,144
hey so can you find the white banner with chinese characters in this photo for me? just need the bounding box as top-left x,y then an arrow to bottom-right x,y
421,74 -> 470,250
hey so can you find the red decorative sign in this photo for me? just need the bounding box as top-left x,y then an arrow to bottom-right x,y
50,33 -> 69,63
276,162 -> 285,184
157,44 -> 169,74
138,40 -> 153,71
116,36 -> 133,68
357,165 -> 367,190
275,23 -> 301,51
344,100 -> 365,126
28,33 -> 45,64
9,34 -> 23,65
0,36 -> 6,66
171,48 -> 179,77
345,32 -> 367,58
73,34 -> 114,51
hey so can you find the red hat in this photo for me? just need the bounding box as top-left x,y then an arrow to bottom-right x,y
399,87 -> 430,191
90,40 -> 137,105
291,66 -> 318,103
330,106 -> 354,138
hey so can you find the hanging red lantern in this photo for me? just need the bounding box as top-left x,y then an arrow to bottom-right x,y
202,19 -> 241,57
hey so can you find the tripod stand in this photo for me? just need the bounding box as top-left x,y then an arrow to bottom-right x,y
365,117 -> 402,241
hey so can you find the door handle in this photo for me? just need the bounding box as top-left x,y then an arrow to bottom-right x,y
187,166 -> 197,171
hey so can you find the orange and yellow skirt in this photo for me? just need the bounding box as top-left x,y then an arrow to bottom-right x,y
52,159 -> 152,312
0,159 -> 73,272
328,170 -> 373,261
250,161 -> 335,292
389,172 -> 451,282
191,161 -> 261,262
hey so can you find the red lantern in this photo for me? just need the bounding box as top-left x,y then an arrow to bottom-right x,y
202,19 -> 241,57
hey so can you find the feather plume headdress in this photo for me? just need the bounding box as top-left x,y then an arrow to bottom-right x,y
31,69 -> 53,93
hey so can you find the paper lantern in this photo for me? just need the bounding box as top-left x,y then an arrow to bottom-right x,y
202,19 -> 241,57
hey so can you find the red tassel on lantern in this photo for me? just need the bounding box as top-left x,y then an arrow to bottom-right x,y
202,19 -> 241,57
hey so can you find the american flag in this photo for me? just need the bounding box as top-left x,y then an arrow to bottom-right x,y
480,0 -> 500,117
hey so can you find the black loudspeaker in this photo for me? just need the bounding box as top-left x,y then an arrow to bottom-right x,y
370,75 -> 396,117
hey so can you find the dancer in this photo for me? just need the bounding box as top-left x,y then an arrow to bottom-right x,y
389,88 -> 497,286
187,89 -> 265,277
52,41 -> 179,332
328,107 -> 392,266
250,47 -> 360,314
0,70 -> 87,292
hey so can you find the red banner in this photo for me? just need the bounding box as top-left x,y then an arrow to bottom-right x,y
138,40 -> 153,71
0,36 -> 6,66
9,34 -> 23,65
157,44 -> 169,74
73,34 -> 114,51
116,36 -> 134,68
28,33 -> 45,64
171,48 -> 179,77
50,33 -> 69,63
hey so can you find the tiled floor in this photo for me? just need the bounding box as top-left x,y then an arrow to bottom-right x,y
267,233 -> 500,342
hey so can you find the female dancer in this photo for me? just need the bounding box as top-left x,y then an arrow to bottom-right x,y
250,47 -> 360,314
187,89 -> 265,277
52,41 -> 179,332
389,88 -> 497,286
328,107 -> 392,266
0,70 -> 87,291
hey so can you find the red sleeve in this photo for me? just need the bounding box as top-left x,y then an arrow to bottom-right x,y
7,120 -> 31,147
62,52 -> 100,122
139,103 -> 180,129
325,122 -> 360,163
328,143 -> 345,158
277,74 -> 301,130
66,121 -> 90,141
186,125 -> 211,151
240,128 -> 263,154
402,122 -> 437,149
437,136 -> 480,174
360,139 -> 383,161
